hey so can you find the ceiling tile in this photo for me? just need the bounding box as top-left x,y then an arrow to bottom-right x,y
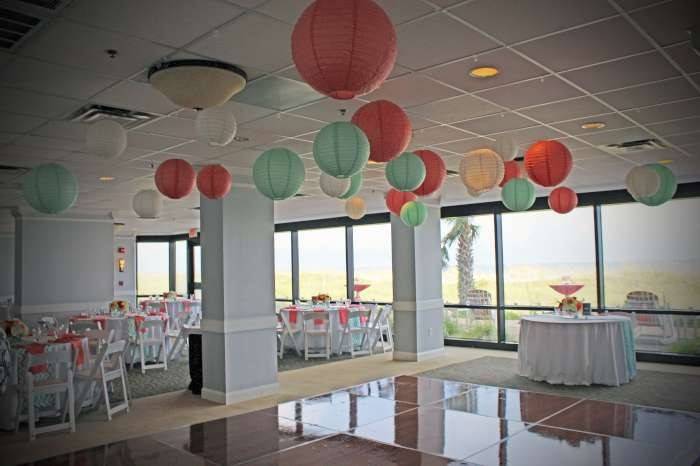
453,112 -> 536,135
188,13 -> 293,72
365,74 -> 461,108
518,96 -> 611,123
218,149 -> 261,169
64,0 -> 243,48
614,0 -> 660,10
570,147 -> 611,160
137,117 -> 198,140
0,87 -> 82,118
31,121 -> 87,141
20,19 -> 174,80
562,52 -> 680,94
553,137 -> 592,150
127,132 -> 189,151
254,0 -> 308,23
433,137 -> 492,154
630,0 -> 699,46
551,113 -> 634,135
507,125 -> 568,146
255,138 -> 313,155
10,135 -> 84,152
290,98 -> 365,123
577,127 -> 653,146
177,101 -> 275,123
409,125 -> 470,147
375,0 -> 434,25
595,77 -> 699,111
93,80 -> 180,115
233,76 -> 323,111
666,131 -> 700,146
620,148 -> 685,165
0,113 -> 46,134
623,98 -> 700,124
514,17 -> 651,72
664,42 -> 700,74
475,76 -> 582,109
408,94 -> 501,123
647,116 -> 700,136
450,0 -> 616,44
396,14 -> 498,70
240,113 -> 324,137
425,48 -> 547,93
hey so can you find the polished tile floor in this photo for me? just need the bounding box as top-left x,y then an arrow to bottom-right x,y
23,375 -> 700,466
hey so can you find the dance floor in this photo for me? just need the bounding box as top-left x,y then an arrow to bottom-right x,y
23,375 -> 700,465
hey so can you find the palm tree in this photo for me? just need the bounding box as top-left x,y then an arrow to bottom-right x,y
441,218 -> 479,304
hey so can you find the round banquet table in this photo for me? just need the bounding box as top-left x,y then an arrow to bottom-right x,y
518,315 -> 637,386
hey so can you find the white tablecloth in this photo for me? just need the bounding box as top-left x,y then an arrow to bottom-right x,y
518,315 -> 637,386
280,306 -> 365,355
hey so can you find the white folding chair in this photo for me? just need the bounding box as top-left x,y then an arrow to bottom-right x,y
71,320 -> 101,333
75,340 -> 129,421
130,319 -> 167,374
303,311 -> 331,360
167,320 -> 197,362
277,311 -> 302,359
372,305 -> 394,353
337,308 -> 374,358
18,349 -> 76,440
83,328 -> 115,366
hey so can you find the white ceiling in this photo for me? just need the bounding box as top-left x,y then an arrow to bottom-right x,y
0,0 -> 699,235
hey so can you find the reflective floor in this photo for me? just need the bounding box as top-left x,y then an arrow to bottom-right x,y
22,375 -> 700,465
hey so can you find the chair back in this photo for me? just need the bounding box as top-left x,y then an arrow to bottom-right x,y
139,318 -> 166,341
103,317 -> 128,342
27,348 -> 73,383
624,291 -> 659,310
71,320 -> 100,333
304,310 -> 329,330
349,308 -> 373,329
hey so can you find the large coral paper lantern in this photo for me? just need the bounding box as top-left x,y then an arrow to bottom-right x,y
292,0 -> 397,99
155,159 -> 196,199
524,140 -> 573,187
351,100 -> 411,162
413,149 -> 446,196
197,164 -> 232,200
386,189 -> 417,215
548,186 -> 578,214
499,160 -> 521,188
459,148 -> 505,195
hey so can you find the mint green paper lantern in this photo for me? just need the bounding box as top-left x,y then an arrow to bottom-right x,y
313,122 -> 369,178
386,152 -> 426,191
639,164 -> 676,207
253,148 -> 306,200
501,178 -> 535,212
339,172 -> 363,200
400,200 -> 427,227
22,163 -> 78,214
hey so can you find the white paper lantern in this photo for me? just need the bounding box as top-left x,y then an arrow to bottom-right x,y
86,120 -> 127,159
132,189 -> 162,219
459,148 -> 505,195
345,196 -> 366,220
195,106 -> 237,146
493,134 -> 518,161
320,172 -> 351,198
626,165 -> 661,201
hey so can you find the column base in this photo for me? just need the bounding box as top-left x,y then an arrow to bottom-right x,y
393,347 -> 445,362
201,382 -> 279,405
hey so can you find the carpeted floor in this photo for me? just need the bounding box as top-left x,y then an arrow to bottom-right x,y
418,356 -> 700,413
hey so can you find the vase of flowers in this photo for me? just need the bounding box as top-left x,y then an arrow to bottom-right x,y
110,300 -> 128,313
558,296 -> 584,318
2,319 -> 30,338
162,291 -> 177,300
311,294 -> 331,305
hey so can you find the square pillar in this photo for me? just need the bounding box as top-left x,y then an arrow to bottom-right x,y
200,186 -> 278,404
391,206 -> 444,361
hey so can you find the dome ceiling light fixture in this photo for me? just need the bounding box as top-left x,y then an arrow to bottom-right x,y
469,66 -> 499,79
148,59 -> 248,110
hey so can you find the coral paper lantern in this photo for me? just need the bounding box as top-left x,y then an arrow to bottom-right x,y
320,172 -> 351,198
197,164 -> 232,200
314,122 -> 370,178
386,152 -> 426,192
524,140 -> 573,187
22,163 -> 78,214
638,164 -> 677,207
626,165 -> 661,201
345,196 -> 367,220
351,100 -> 411,162
386,189 -> 417,215
195,106 -> 237,146
292,0 -> 397,99
253,148 -> 306,200
499,160 -> 521,188
155,159 -> 196,199
400,201 -> 427,227
132,189 -> 162,219
339,172 -> 363,200
413,149 -> 446,196
86,120 -> 127,159
459,148 -> 505,195
548,187 -> 578,214
501,178 -> 536,212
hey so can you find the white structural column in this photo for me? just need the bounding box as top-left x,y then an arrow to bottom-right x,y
199,186 -> 278,405
390,206 -> 445,361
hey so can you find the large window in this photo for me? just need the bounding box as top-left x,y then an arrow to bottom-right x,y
353,223 -> 392,302
274,232 -> 293,300
298,227 -> 346,300
175,240 -> 187,296
137,242 -> 169,296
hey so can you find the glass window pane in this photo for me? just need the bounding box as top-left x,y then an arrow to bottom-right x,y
299,227 -> 346,300
137,242 -> 169,296
175,240 -> 187,296
502,207 -> 597,307
274,232 -> 292,300
193,245 -> 201,284
353,223 -> 392,302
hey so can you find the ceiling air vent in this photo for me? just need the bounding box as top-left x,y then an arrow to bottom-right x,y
0,0 -> 66,50
68,104 -> 158,129
602,138 -> 667,155
446,169 -> 459,177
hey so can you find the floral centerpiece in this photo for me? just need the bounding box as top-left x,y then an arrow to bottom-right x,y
311,294 -> 331,305
162,291 -> 177,300
2,319 -> 30,337
558,296 -> 584,317
110,300 -> 129,313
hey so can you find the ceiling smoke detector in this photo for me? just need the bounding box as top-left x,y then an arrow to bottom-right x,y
602,139 -> 667,155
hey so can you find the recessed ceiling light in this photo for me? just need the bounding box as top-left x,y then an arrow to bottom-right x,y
658,159 -> 673,165
581,121 -> 606,130
99,176 -> 115,181
469,66 -> 499,79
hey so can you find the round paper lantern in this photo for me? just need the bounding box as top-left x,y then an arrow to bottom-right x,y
253,148 -> 306,200
459,148 -> 504,195
86,120 -> 127,159
502,178 -> 536,212
499,160 -> 521,187
292,0 -> 397,99
22,163 -> 78,214
400,201 -> 427,227
155,159 -> 196,199
345,196 -> 367,220
638,164 -> 677,207
351,100 -> 411,162
132,189 -> 162,219
386,188 -> 417,215
313,122 -> 370,178
339,172 -> 363,200
626,165 -> 661,201
320,172 -> 351,198
524,140 -> 573,187
493,134 -> 518,161
413,149 -> 446,196
195,106 -> 237,146
548,186 -> 578,214
386,152 -> 426,191
197,164 -> 232,200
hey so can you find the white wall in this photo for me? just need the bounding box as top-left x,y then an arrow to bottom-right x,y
0,234 -> 13,301
114,235 -> 136,309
